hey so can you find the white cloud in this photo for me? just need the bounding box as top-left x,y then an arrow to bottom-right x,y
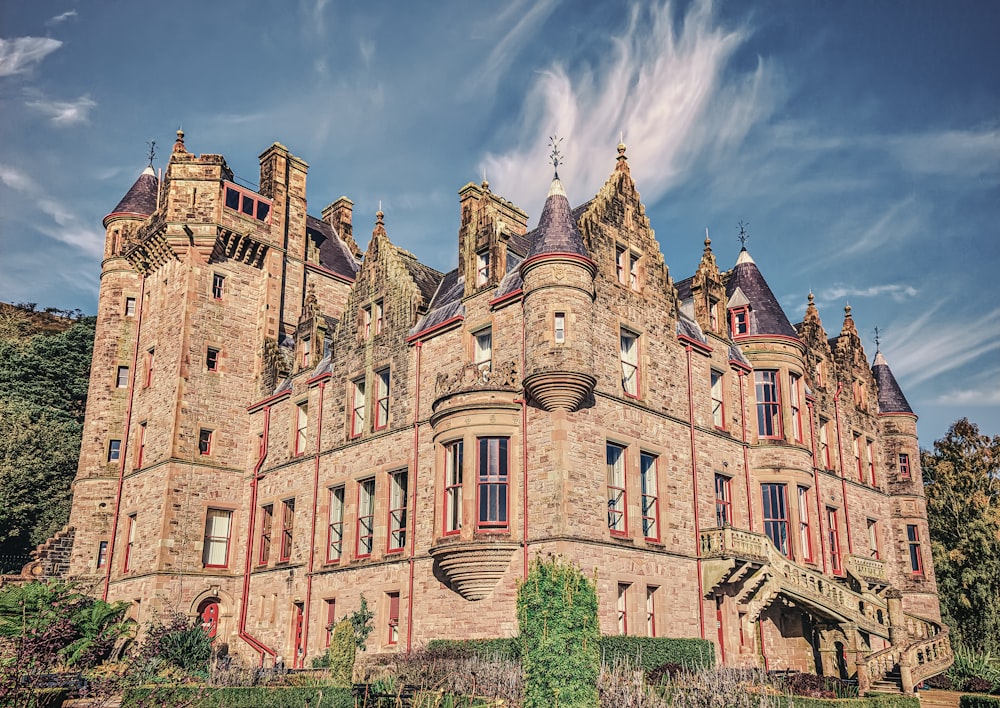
0,37 -> 63,77
481,0 -> 774,222
890,127 -> 1000,180
359,38 -> 375,67
934,384 -> 1000,407
840,195 -> 920,256
466,0 -> 561,96
26,94 -> 96,126
816,283 -> 919,306
46,10 -> 79,25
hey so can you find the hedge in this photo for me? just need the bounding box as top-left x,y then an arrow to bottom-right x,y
960,696 -> 1000,708
121,686 -> 355,707
24,688 -> 70,708
777,697 -> 920,708
425,635 -> 716,673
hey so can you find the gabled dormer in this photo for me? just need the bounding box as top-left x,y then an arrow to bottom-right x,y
796,293 -> 834,391
688,236 -> 727,336
831,305 -> 877,414
458,180 -> 528,298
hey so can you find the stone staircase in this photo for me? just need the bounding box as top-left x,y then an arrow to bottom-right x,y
701,526 -> 953,694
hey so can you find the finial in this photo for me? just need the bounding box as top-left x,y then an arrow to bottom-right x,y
737,221 -> 750,248
482,167 -> 489,191
375,201 -> 384,226
873,325 -> 881,352
173,127 -> 186,153
808,291 -> 815,306
704,227 -> 711,249
844,303 -> 852,318
548,135 -> 563,177
615,134 -> 629,172
146,140 -> 157,168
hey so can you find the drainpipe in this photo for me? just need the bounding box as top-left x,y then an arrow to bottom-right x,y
519,307 -> 529,578
301,379 -> 326,668
406,341 -> 422,653
737,369 -> 754,531
807,399 -> 828,572
833,382 -> 854,555
238,405 -> 277,664
103,275 -> 145,601
685,345 -> 707,641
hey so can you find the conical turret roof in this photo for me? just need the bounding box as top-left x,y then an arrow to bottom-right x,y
872,351 -> 914,414
526,176 -> 588,259
104,166 -> 158,226
725,248 -> 797,338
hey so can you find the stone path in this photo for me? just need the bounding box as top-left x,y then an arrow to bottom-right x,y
919,689 -> 966,708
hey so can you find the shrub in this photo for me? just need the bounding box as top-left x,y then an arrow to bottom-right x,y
961,697 -> 1000,708
948,646 -> 1000,693
139,610 -> 212,674
517,556 -> 600,707
362,647 -> 521,703
924,672 -> 954,690
122,686 -> 354,707
425,637 -> 520,661
599,636 -> 716,674
329,619 -> 356,687
348,595 -> 374,650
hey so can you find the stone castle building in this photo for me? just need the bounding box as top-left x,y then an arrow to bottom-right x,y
61,130 -> 951,691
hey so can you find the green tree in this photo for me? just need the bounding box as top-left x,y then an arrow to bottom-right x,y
328,619 -> 356,687
517,556 -> 600,708
922,418 -> 1000,652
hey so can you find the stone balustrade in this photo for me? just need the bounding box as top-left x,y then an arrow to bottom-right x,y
845,554 -> 888,583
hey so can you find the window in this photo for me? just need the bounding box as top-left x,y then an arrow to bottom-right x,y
144,348 -> 154,387
362,306 -> 372,338
108,439 -> 122,463
116,366 -> 129,388
477,437 -> 509,531
789,373 -> 802,442
125,297 -> 136,317
715,474 -> 732,526
827,508 -> 842,574
907,525 -> 923,574
762,483 -> 789,557
730,307 -> 749,337
867,439 -> 876,486
374,300 -> 384,335
96,541 -> 108,569
223,183 -> 271,222
867,518 -> 879,560
646,586 -> 657,637
854,380 -> 867,410
853,434 -> 863,482
357,478 -> 375,557
351,378 -> 366,437
709,298 -> 719,332
327,487 -> 344,563
212,273 -> 225,300
710,370 -> 725,429
324,599 -> 336,647
286,402 -> 305,456
554,312 -> 565,344
301,337 -> 311,368
797,486 -> 812,562
615,245 -> 627,285
476,250 -> 490,287
387,592 -> 400,645
206,347 -> 220,371
279,498 -> 295,562
815,360 -> 826,388
375,369 -> 390,430
620,328 -> 639,397
444,441 -> 463,534
607,444 -> 627,535
617,583 -> 629,635
387,470 -> 408,552
259,504 -> 273,565
640,452 -> 659,541
136,422 -> 147,468
629,251 -> 640,290
123,514 -> 136,572
755,370 -> 782,439
474,328 -> 492,374
198,429 -> 212,456
898,453 -> 911,480
819,418 -> 832,470
202,509 -> 232,568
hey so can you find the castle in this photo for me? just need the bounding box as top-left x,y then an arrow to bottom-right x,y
60,130 -> 951,692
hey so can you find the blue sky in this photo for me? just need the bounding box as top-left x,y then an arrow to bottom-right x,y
1,0 -> 998,445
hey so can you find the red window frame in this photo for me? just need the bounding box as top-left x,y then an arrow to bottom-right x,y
867,439 -> 876,486
620,329 -> 640,398
730,306 -> 749,337
476,437 -> 509,532
108,439 -> 121,462
789,373 -> 803,442
136,422 -> 146,468
617,583 -> 629,635
125,297 -> 136,317
715,474 -> 732,526
350,378 -> 366,438
122,514 -> 136,572
212,273 -> 225,300
223,182 -> 272,223
327,486 -> 344,563
907,524 -> 924,575
96,540 -> 108,569
646,586 -> 657,637
443,441 -> 463,535
202,508 -> 232,568
279,498 -> 295,562
762,483 -> 790,557
206,347 -> 220,371
606,443 -> 628,535
898,453 -> 911,480
324,599 -> 336,647
144,348 -> 154,387
710,370 -> 725,430
387,592 -> 400,645
853,434 -> 864,482
374,369 -> 390,431
362,306 -> 372,338
116,365 -> 129,388
640,452 -> 659,541
295,402 -> 308,456
476,250 -> 490,287
797,486 -> 813,562
819,419 -> 833,470
755,370 -> 782,439
356,478 -> 375,557
198,428 -> 212,456
387,470 -> 408,553
827,507 -> 843,575
259,503 -> 273,565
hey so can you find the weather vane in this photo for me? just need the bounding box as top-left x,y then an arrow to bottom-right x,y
873,325 -> 881,352
146,140 -> 157,168
548,135 -> 564,175
737,220 -> 750,248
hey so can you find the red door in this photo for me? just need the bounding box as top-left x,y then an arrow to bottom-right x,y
715,595 -> 726,664
199,599 -> 219,639
293,603 -> 305,668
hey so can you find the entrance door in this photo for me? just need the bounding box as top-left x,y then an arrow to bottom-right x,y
292,602 -> 305,668
198,599 -> 220,639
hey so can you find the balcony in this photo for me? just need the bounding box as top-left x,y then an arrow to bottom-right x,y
428,540 -> 519,601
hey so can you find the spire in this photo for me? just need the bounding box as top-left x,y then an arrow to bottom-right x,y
841,304 -> 858,338
525,138 -> 589,260
804,292 -> 821,325
725,246 -> 796,338
173,128 -> 187,154
103,164 -> 159,226
872,350 -> 914,414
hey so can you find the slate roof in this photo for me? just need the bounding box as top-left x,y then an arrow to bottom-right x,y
399,251 -> 444,306
106,166 -> 158,222
725,248 -> 797,338
675,276 -> 693,302
872,351 -> 914,414
525,176 -> 589,259
677,312 -> 708,347
728,344 -> 752,369
306,215 -> 359,280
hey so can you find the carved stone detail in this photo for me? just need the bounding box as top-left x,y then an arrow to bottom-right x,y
429,541 -> 518,601
434,360 -> 519,400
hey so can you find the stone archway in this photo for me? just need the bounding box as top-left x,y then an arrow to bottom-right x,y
189,587 -> 235,644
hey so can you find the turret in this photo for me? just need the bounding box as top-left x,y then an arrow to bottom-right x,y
521,172 -> 597,411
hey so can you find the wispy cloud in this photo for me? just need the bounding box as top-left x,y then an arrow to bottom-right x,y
0,163 -> 104,257
26,94 -> 96,126
359,38 -> 374,67
482,0 -> 774,221
303,0 -> 331,36
46,10 -> 79,25
934,381 -> 1000,407
0,37 -> 63,77
840,195 -> 920,256
815,283 -> 919,307
466,0 -> 561,96
889,126 -> 1000,180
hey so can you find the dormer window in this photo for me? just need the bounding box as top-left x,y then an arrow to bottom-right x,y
362,306 -> 372,338
730,307 -> 749,337
616,245 -> 627,285
301,337 -> 311,368
474,327 -> 492,374
709,298 -> 720,332
374,300 -> 384,335
476,250 -> 491,287
616,245 -> 640,290
223,182 -> 271,223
